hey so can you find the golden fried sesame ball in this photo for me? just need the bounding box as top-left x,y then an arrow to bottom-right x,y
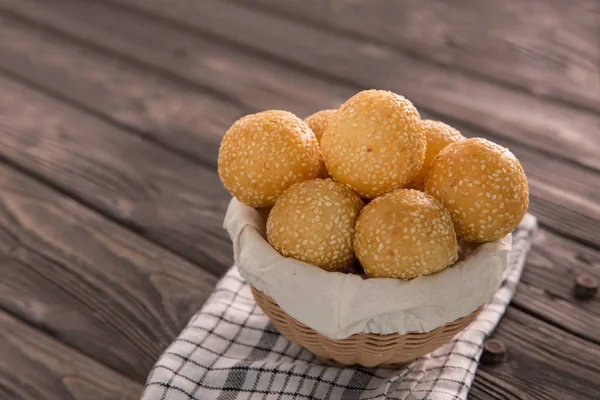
407,120 -> 465,191
305,109 -> 337,179
266,179 -> 364,272
304,109 -> 337,142
425,138 -> 529,242
218,110 -> 321,208
354,189 -> 458,280
321,90 -> 426,198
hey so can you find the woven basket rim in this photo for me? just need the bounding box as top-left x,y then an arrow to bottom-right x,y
251,285 -> 483,339
250,284 -> 483,367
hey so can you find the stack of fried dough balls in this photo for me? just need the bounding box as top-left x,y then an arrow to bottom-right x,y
218,89 -> 529,280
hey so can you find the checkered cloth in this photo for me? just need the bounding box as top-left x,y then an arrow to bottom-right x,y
143,214 -> 536,400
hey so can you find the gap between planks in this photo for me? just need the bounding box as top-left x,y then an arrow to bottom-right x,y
0,307 -> 143,399
231,0 -> 600,115
0,13 -> 598,253
0,161 -> 219,382
0,5 -> 595,344
2,160 -> 599,400
473,307 -> 600,400
0,65 -> 599,349
1,0 -> 599,175
85,0 -> 600,173
0,0 -> 596,370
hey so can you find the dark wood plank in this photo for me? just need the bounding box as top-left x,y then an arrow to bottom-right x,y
0,6 -> 597,394
480,227 -> 600,367
0,6 -> 599,250
469,370 -> 536,400
0,8 -> 598,335
523,228 -> 600,316
236,0 -> 600,113
0,1 -> 598,340
513,282 -> 599,345
78,0 -> 600,172
0,1 -> 351,118
0,73 -> 233,276
470,308 -> 600,400
0,15 -> 246,166
0,309 -> 143,400
6,0 -> 599,176
6,167 -> 595,400
0,163 -> 218,381
473,219 -> 600,348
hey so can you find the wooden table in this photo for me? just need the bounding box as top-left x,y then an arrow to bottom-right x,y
0,1 -> 598,399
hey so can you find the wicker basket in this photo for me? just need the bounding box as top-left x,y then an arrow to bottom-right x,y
251,285 -> 482,368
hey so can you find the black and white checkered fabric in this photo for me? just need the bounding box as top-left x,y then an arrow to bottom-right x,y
143,214 -> 536,400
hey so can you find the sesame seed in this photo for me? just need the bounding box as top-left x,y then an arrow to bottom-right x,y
266,178 -> 364,271
423,138 -> 528,241
320,90 -> 426,198
355,189 -> 458,280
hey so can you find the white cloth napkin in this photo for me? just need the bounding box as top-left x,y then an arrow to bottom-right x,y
143,214 -> 536,400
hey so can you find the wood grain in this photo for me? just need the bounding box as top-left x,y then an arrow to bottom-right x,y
523,228 -> 600,315
0,15 -> 246,166
76,0 -> 600,172
497,216 -> 600,348
513,282 -> 600,345
0,163 -> 218,381
236,0 -> 600,113
470,370 -> 537,400
0,17 -> 598,343
509,231 -> 600,344
471,308 -> 600,400
4,0 -> 599,177
0,9 -> 599,249
9,0 -> 599,174
0,73 -> 233,276
0,309 -> 143,399
0,0 -> 598,335
0,1 -> 352,118
3,162 -> 596,399
0,3 -> 598,398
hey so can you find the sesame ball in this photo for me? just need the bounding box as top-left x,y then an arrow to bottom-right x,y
354,189 -> 458,280
218,110 -> 322,208
266,179 -> 364,272
321,90 -> 426,198
305,109 -> 337,178
425,138 -> 529,242
407,120 -> 465,191
304,109 -> 337,142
